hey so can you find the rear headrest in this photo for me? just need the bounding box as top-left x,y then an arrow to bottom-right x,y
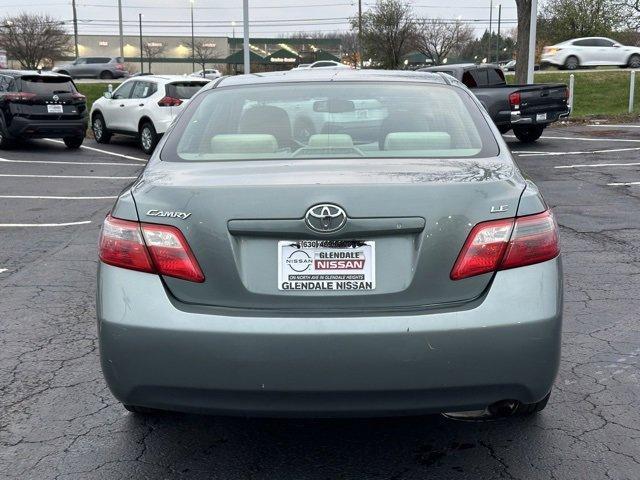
384,132 -> 451,151
210,134 -> 278,154
308,134 -> 354,148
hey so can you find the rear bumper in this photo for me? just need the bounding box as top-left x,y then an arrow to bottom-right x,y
97,258 -> 563,416
496,108 -> 570,127
7,116 -> 88,139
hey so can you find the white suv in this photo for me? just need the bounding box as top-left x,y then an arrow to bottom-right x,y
541,37 -> 640,70
90,75 -> 210,154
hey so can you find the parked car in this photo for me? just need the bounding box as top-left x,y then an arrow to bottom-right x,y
190,69 -> 221,80
90,75 -> 209,154
97,69 -> 562,419
0,70 -> 87,149
501,60 -> 540,72
541,37 -> 640,70
296,60 -> 351,69
420,64 -> 569,143
53,56 -> 128,79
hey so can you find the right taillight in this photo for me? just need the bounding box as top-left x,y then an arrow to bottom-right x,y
451,210 -> 559,281
157,96 -> 183,107
99,215 -> 204,282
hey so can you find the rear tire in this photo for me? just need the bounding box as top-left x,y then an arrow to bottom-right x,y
139,121 -> 158,154
498,125 -> 511,134
0,126 -> 13,150
92,113 -> 112,144
628,54 -> 640,69
564,56 -> 579,70
63,136 -> 84,149
516,391 -> 551,416
99,70 -> 114,80
513,125 -> 545,143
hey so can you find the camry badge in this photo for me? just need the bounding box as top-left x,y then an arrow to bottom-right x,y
305,204 -> 347,233
146,209 -> 192,220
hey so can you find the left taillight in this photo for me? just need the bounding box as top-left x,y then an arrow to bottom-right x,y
509,91 -> 521,110
99,215 -> 204,283
4,92 -> 37,102
450,210 -> 560,281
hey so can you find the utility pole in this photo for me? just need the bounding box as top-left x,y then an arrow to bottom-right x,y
495,4 -> 501,64
488,0 -> 493,63
118,0 -> 124,58
527,0 -> 537,84
138,13 -> 144,74
190,0 -> 195,73
358,0 -> 363,68
72,0 -> 79,59
243,0 -> 250,74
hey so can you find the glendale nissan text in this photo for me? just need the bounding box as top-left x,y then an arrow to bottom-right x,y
97,69 -> 562,418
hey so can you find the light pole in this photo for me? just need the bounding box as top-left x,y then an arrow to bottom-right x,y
190,0 -> 195,74
138,13 -> 144,74
527,0 -> 538,83
243,0 -> 250,74
495,4 -> 501,64
72,0 -> 79,59
488,0 -> 493,63
118,0 -> 124,59
358,0 -> 363,68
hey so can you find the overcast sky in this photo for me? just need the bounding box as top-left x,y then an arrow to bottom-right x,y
3,0 -> 519,38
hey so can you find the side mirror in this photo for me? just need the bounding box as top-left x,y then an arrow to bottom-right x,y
103,91 -> 112,99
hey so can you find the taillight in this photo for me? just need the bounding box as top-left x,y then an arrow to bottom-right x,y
4,92 -> 37,102
157,96 -> 183,107
451,210 -> 559,280
116,63 -> 125,70
71,92 -> 86,101
99,215 -> 204,282
509,91 -> 521,110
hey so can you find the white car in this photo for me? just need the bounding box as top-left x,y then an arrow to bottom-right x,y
190,69 -> 221,80
296,61 -> 351,69
90,75 -> 209,154
541,37 -> 640,70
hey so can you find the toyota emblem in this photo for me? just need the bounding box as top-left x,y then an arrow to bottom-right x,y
305,204 -> 347,233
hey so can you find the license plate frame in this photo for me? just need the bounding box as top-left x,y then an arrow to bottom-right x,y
278,239 -> 376,291
47,104 -> 64,114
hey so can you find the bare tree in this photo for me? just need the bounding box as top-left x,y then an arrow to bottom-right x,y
187,40 -> 219,75
352,0 -> 418,69
616,0 -> 640,28
0,13 -> 70,69
415,18 -> 474,65
142,42 -> 165,74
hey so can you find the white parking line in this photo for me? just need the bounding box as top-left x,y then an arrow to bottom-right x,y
590,124 -> 640,128
0,174 -> 137,179
0,195 -> 117,200
519,146 -> 640,158
0,157 -> 141,167
556,161 -> 640,169
608,182 -> 640,186
43,138 -> 147,162
0,220 -> 92,227
0,268 -> 7,274
506,134 -> 640,143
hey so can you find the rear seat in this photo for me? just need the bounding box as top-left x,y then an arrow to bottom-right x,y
383,132 -> 451,151
308,134 -> 354,148
210,134 -> 278,154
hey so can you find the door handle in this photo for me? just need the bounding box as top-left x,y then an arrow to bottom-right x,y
119,104 -> 125,107
138,104 -> 144,107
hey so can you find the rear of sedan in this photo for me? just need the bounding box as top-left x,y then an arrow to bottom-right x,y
97,70 -> 562,417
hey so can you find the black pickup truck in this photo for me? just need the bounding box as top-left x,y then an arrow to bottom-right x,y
419,64 -> 570,143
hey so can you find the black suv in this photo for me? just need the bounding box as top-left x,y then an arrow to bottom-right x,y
0,70 -> 88,149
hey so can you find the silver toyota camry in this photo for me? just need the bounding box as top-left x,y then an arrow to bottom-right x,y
97,69 -> 562,417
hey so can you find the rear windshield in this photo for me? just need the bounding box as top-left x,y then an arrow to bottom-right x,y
166,82 -> 208,99
164,82 -> 498,162
20,77 -> 77,95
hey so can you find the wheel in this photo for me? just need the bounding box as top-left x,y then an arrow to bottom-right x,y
92,114 -> 112,144
513,125 -> 545,143
497,125 -> 511,134
628,54 -> 640,69
293,118 -> 315,143
0,127 -> 13,149
139,121 -> 158,154
99,70 -> 114,80
564,56 -> 579,70
123,404 -> 165,415
63,136 -> 84,149
515,391 -> 551,416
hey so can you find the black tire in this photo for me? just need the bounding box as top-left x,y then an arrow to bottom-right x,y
564,56 -> 579,70
293,118 -> 315,143
99,70 -> 114,80
0,126 -> 13,150
123,404 -> 165,415
139,121 -> 158,154
497,125 -> 511,134
628,54 -> 640,69
63,136 -> 84,149
92,113 -> 112,144
513,125 -> 545,143
516,391 -> 551,416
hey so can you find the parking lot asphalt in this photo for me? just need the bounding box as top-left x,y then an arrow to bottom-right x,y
1,125 -> 640,480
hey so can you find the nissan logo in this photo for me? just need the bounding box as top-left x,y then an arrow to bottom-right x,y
52,95 -> 59,102
305,203 -> 347,233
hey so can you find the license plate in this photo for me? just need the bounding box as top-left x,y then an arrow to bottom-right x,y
278,240 -> 375,291
536,113 -> 547,122
47,104 -> 64,114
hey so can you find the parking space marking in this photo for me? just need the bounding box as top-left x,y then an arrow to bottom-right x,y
0,220 -> 92,227
518,146 -> 640,158
506,134 -> 640,143
0,174 -> 137,179
0,268 -> 7,274
0,157 -> 141,167
43,139 -> 147,162
556,161 -> 640,169
0,195 -> 117,200
590,124 -> 640,128
608,182 -> 640,186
